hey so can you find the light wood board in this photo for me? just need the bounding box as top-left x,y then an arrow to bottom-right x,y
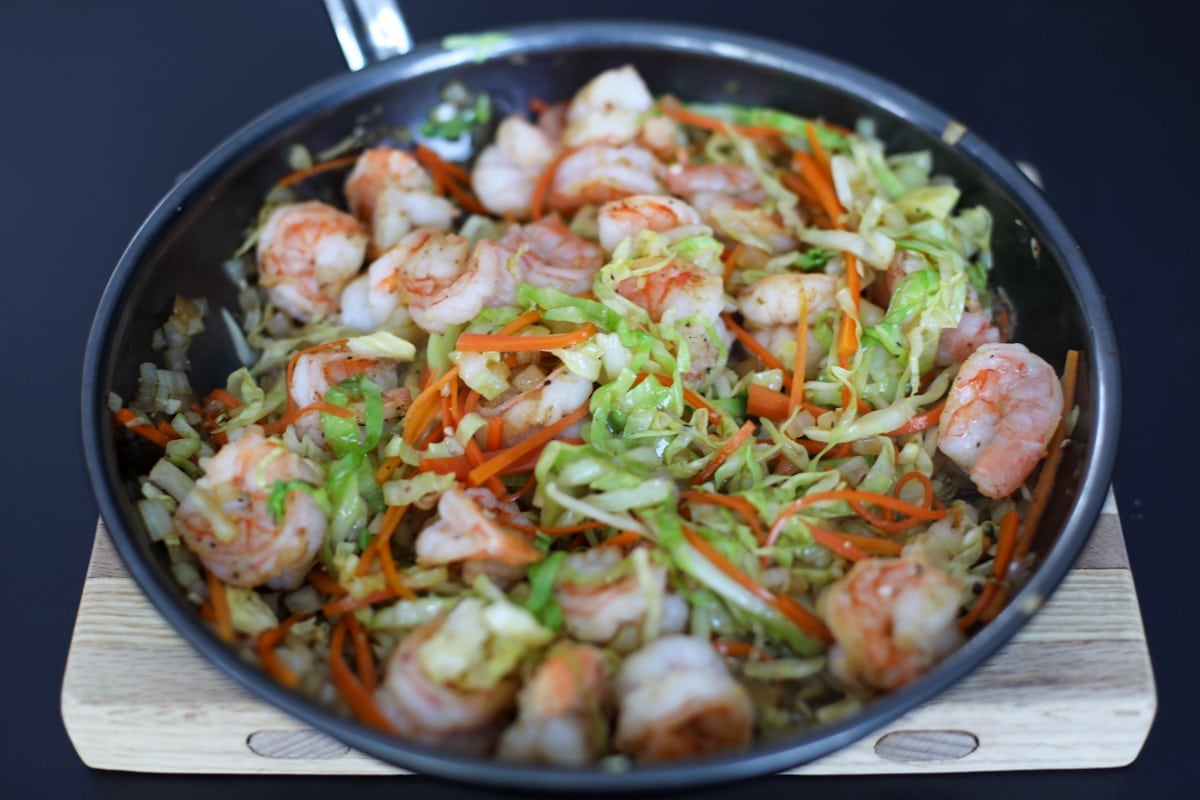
60,491 -> 1156,775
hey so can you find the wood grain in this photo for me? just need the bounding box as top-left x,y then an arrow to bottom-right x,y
61,490 -> 1156,775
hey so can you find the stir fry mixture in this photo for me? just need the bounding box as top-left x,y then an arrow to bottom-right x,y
113,65 -> 1079,767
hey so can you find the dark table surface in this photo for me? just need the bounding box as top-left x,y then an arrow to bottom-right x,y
3,1 -> 1195,797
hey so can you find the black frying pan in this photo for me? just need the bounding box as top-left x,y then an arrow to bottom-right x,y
79,3 -> 1121,791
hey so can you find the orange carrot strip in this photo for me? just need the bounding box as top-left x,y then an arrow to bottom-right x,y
599,530 -> 644,549
486,416 -> 504,452
205,388 -> 241,410
722,243 -> 744,284
530,147 -> 578,220
658,98 -> 781,138
256,613 -> 303,689
275,152 -> 361,188
681,525 -> 832,643
468,403 -> 589,486
789,292 -> 809,416
645,373 -> 722,422
805,121 -> 831,175
1014,350 -> 1080,560
308,568 -> 348,597
376,506 -> 416,601
113,408 -> 173,448
374,455 -> 404,485
413,144 -> 472,185
792,151 -> 843,229
721,313 -> 792,390
681,490 -> 766,545
329,616 -> 395,732
766,489 -> 945,547
346,612 -> 378,692
501,472 -> 537,503
746,383 -> 792,420
960,510 -> 1020,630
888,401 -> 945,436
455,323 -> 596,353
463,436 -> 511,499
690,420 -> 757,487
206,571 -> 234,643
321,588 -> 398,618
713,639 -> 772,660
403,366 -> 460,445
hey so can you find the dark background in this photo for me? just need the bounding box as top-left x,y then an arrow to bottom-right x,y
3,1 -> 1194,797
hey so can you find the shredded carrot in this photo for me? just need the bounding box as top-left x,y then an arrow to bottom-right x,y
376,505 -> 416,601
275,152 -> 361,188
307,568 -> 348,597
329,616 -> 394,732
463,436 -> 511,499
412,145 -> 486,214
1014,350 -> 1080,560
599,530 -> 644,549
746,383 -> 792,420
155,419 -> 181,441
722,243 -> 744,284
321,588 -> 398,618
113,408 -> 173,448
721,313 -> 792,390
681,490 -> 766,545
374,455 -> 404,485
413,144 -> 471,185
468,402 -> 589,486
805,121 -> 831,175
346,612 -> 378,692
766,488 -> 946,547
403,366 -> 460,445
960,509 -> 1019,630
889,401 -> 945,436
789,292 -> 809,416
486,416 -> 504,452
455,323 -> 596,353
690,420 -> 757,487
530,146 -> 577,220
779,172 -> 830,223
206,388 -> 242,410
713,639 -> 771,660
795,439 -> 853,458
206,571 -> 234,643
461,387 -> 481,417
256,614 -> 303,689
681,525 -> 832,643
502,472 -> 538,503
658,97 -> 781,139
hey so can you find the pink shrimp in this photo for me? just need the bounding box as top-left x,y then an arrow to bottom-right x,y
174,429 -> 326,591
936,342 -> 1064,499
496,642 -> 613,765
256,201 -> 367,323
414,487 -> 544,586
597,194 -> 708,254
819,555 -> 964,694
548,143 -> 665,215
501,214 -> 606,295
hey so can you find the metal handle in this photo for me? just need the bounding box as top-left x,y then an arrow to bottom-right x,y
323,0 -> 413,71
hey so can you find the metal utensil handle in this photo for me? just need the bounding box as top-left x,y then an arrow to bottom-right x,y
323,0 -> 413,71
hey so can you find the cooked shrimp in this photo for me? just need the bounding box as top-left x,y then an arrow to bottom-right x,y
471,115 -> 561,219
174,428 -> 326,591
936,310 -> 1000,367
479,365 -> 594,449
414,487 -> 544,585
616,260 -> 733,385
496,642 -> 613,766
343,146 -> 458,257
385,227 -> 518,334
375,616 -> 518,755
549,143 -> 665,215
554,547 -> 688,647
256,201 -> 367,323
736,273 -> 839,329
343,146 -> 435,222
337,265 -> 414,335
612,635 -> 754,763
287,347 -> 404,444
664,164 -> 765,203
562,64 -> 655,148
819,555 -> 964,694
597,194 -> 709,254
936,342 -> 1064,499
501,214 -> 606,295
637,114 -> 682,160
691,191 -> 796,254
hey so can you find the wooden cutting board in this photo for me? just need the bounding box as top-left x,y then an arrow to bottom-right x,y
60,490 -> 1155,775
